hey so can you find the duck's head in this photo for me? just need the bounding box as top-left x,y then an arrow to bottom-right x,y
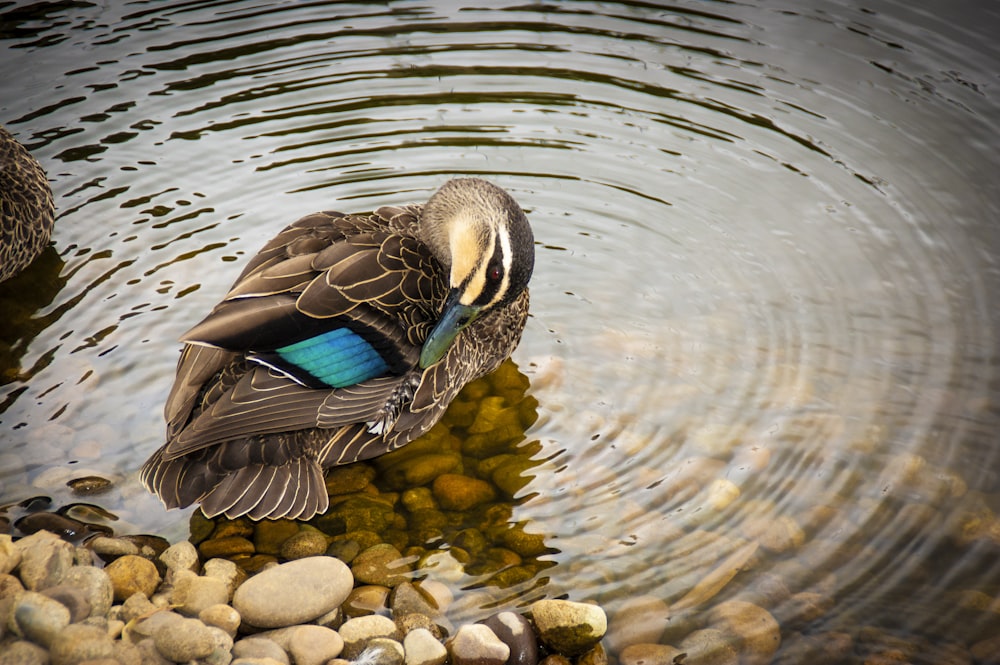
419,178 -> 535,368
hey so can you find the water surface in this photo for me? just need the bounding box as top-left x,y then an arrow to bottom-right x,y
2,0 -> 999,658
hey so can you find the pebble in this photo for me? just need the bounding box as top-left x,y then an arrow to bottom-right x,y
200,602 -> 242,637
530,600 -> 607,656
14,590 -> 71,647
288,625 -> 346,665
605,595 -> 671,654
15,530 -> 74,591
391,581 -> 441,618
280,529 -> 329,560
432,474 -> 497,511
707,600 -> 781,665
170,569 -> 231,616
105,554 -> 161,601
152,615 -> 216,662
233,555 -> 353,628
40,583 -> 91,622
481,611 -> 538,665
232,636 -> 290,664
362,637 -> 406,665
0,534 -> 22,575
159,540 -> 199,573
49,623 -> 116,665
352,543 -> 413,587
678,628 -> 740,665
403,627 -> 448,665
344,584 -> 391,617
0,640 -> 49,665
339,614 -> 401,658
448,623 -> 510,665
60,565 -> 113,618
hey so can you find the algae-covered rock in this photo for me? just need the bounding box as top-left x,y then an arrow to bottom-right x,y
530,599 -> 607,656
313,496 -> 396,535
351,544 -> 413,587
433,474 -> 497,511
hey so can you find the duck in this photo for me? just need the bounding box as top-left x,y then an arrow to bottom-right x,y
1,125 -> 54,283
141,178 -> 535,520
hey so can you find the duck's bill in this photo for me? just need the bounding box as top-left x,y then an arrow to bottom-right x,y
419,292 -> 481,368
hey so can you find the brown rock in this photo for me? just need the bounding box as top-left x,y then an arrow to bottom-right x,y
432,474 -> 497,511
105,555 -> 161,602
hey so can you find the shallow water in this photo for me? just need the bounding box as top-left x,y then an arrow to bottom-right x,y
2,0 -> 999,657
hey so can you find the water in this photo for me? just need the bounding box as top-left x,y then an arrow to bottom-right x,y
2,0 -> 999,657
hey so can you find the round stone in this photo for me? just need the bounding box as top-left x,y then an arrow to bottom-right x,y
60,565 -> 113,618
153,616 -> 216,662
432,474 -> 496,511
351,544 -> 413,587
403,627 -> 448,665
530,600 -> 607,657
14,590 -> 71,647
233,555 -> 353,628
362,637 -> 405,665
481,611 -> 537,665
105,555 -> 161,602
159,540 -> 199,573
287,625 -> 346,665
448,623 -> 510,665
40,584 -> 91,623
232,636 -> 290,664
49,623 -> 115,665
706,600 -> 781,665
339,614 -> 401,659
171,570 -> 231,616
197,602 -> 241,638
15,530 -> 74,591
606,595 -> 671,654
0,640 -> 48,665
0,534 -> 22,575
281,529 -> 330,560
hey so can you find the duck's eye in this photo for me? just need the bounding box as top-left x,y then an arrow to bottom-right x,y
488,265 -> 502,281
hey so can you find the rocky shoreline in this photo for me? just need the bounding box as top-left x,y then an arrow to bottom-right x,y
0,529 -> 608,665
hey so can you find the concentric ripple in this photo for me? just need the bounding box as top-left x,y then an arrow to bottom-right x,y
2,0 -> 998,653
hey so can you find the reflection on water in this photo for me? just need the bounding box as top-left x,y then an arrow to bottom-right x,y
1,0 -> 999,659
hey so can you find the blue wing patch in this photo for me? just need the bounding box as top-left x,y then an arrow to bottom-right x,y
276,328 -> 389,388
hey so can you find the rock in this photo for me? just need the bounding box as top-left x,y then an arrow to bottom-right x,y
326,539 -> 363,564
530,600 -> 607,656
119,592 -> 157,623
772,632 -> 853,665
233,556 -> 353,628
396,612 -> 447,640
159,541 -> 199,573
0,534 -> 22,575
606,595 -> 671,654
325,464 -> 377,495
40,583 -> 91,623
49,623 -> 116,665
352,544 -> 413,587
404,627 -> 448,665
432,474 -> 497,511
481,611 -> 538,665
15,530 -> 74,591
89,536 -> 140,559
14,590 -> 71,647
232,636 -> 290,664
339,614 -> 401,659
448,623 -> 510,665
361,637 -> 405,665
577,643 -> 607,665
391,582 -> 441,618
207,625 -> 236,664
199,535 -> 255,559
200,603 -> 242,637
343,585 -> 390,618
678,628 -> 740,665
105,555 -> 161,602
152,616 -> 216,662
286,625 -> 346,665
707,600 -> 780,665
0,640 -> 48,665
60,565 -> 113,619
281,529 -> 329,560
203,557 -> 244,597
171,570 -> 231,616
618,643 -> 686,665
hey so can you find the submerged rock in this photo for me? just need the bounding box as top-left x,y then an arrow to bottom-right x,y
530,600 -> 607,657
